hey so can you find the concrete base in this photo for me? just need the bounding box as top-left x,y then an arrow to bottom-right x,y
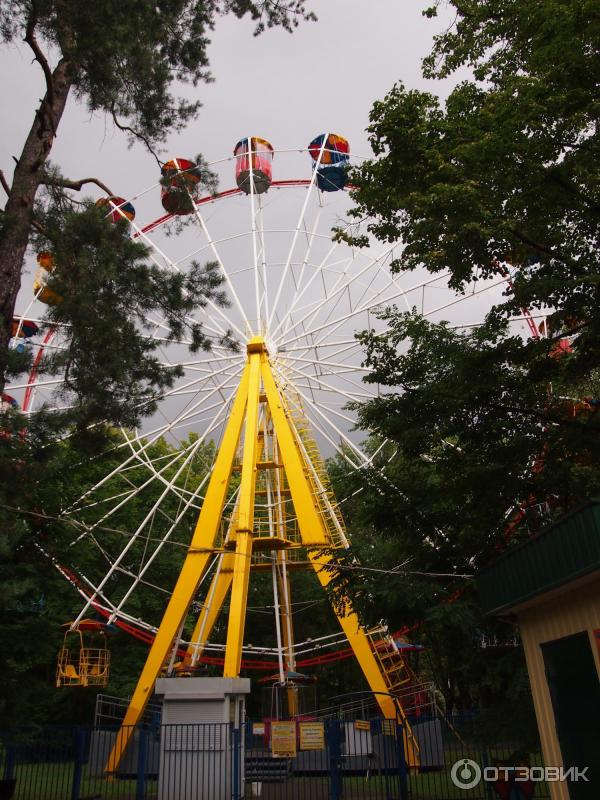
154,677 -> 250,800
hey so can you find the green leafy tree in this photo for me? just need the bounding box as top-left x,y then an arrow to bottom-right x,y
0,409 -> 82,726
0,0 -> 315,390
347,0 -> 600,524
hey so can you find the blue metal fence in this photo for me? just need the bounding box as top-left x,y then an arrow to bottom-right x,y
0,718 -> 409,800
0,715 -> 549,800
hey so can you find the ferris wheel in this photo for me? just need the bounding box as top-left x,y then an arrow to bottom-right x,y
9,134 -> 534,769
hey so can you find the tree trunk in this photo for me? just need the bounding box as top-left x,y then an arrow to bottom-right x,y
0,57 -> 73,392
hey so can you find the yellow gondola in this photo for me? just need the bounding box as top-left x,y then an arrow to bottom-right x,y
56,620 -> 110,688
33,252 -> 62,305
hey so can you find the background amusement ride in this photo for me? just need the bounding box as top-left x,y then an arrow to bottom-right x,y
7,135 -> 530,771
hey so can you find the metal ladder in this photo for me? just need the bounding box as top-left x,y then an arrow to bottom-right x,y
366,624 -> 414,694
284,390 -> 348,549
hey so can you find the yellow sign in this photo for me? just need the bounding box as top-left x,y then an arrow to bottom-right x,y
354,720 -> 371,732
252,722 -> 265,736
271,721 -> 297,758
381,719 -> 396,736
299,721 -> 325,751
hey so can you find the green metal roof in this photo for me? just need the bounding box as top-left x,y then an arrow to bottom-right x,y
478,500 -> 600,615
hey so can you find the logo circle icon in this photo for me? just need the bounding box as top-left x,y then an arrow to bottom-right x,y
451,758 -> 482,789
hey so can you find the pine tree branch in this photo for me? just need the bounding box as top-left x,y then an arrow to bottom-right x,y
110,106 -> 162,168
0,170 -> 10,198
30,217 -> 47,235
24,4 -> 57,136
0,176 -> 45,230
41,176 -> 114,195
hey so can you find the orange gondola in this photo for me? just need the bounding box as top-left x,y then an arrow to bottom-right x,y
56,620 -> 110,688
33,252 -> 62,305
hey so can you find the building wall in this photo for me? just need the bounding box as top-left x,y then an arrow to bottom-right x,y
518,577 -> 600,800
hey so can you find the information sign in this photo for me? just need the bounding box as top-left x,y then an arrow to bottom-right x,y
271,721 -> 297,758
299,721 -> 325,751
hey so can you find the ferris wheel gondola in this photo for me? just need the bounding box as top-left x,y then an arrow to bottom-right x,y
56,619 -> 110,688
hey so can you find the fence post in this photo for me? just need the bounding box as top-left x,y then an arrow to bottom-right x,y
3,742 -> 15,781
396,721 -> 409,800
231,723 -> 241,800
480,745 -> 494,799
136,727 -> 148,800
70,727 -> 86,800
326,719 -> 342,800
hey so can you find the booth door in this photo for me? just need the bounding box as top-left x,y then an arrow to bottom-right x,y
541,631 -> 600,800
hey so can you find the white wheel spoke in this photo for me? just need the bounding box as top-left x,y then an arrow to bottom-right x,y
247,142 -> 262,330
188,198 -> 250,338
278,271 -> 451,350
71,432 -> 210,624
267,134 -> 329,329
64,362 -> 242,515
257,195 -> 270,325
278,357 -> 375,401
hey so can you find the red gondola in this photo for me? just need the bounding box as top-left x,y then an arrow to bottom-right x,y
234,137 -> 274,194
160,158 -> 202,214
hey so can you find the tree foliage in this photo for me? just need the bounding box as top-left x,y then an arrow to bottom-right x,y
33,199 -> 233,435
326,445 -> 538,731
348,0 -> 600,527
0,422 -> 219,725
0,0 -> 315,145
352,0 -> 600,297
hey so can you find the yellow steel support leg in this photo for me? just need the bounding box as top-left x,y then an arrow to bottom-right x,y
183,551 -> 235,667
184,500 -> 241,665
223,345 -> 263,677
261,360 -> 419,766
104,362 -> 252,774
222,531 -> 253,677
261,360 -> 329,548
